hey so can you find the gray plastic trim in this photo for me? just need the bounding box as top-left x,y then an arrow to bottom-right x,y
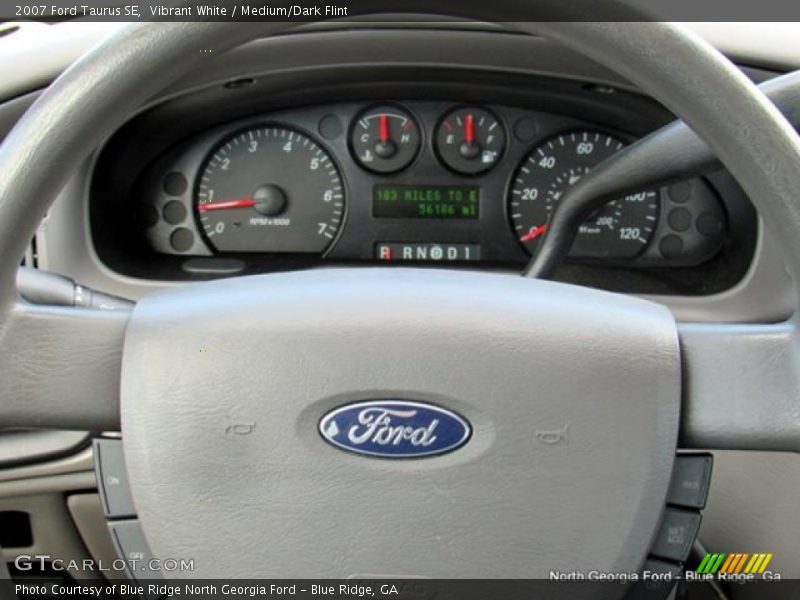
67,493 -> 128,582
0,486 -> 103,582
1,22 -> 798,106
685,23 -> 800,71
0,430 -> 90,468
0,446 -> 94,484
0,22 -> 122,103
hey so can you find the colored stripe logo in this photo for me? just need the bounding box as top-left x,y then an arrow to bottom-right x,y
697,553 -> 774,574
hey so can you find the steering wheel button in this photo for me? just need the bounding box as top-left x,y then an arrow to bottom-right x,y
108,520 -> 164,596
667,454 -> 713,509
93,439 -> 136,519
650,508 -> 702,562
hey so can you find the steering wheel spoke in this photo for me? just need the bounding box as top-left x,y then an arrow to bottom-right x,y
679,320 -> 800,452
0,300 -> 128,430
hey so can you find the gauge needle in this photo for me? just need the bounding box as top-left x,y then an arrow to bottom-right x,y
520,224 -> 548,242
379,114 -> 390,143
197,198 -> 256,212
465,114 -> 475,145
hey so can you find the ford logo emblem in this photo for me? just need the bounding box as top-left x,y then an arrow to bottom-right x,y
319,400 -> 471,458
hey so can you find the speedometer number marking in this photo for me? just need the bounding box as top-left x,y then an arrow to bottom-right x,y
508,131 -> 659,259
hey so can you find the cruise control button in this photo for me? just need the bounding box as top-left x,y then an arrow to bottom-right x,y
108,520 -> 163,598
650,508 -> 702,562
667,454 -> 713,509
94,439 -> 136,518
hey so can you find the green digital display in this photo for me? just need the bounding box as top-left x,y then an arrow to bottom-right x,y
373,185 -> 480,219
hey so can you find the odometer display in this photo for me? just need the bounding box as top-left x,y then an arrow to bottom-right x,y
196,126 -> 345,253
508,131 -> 659,259
373,185 -> 479,219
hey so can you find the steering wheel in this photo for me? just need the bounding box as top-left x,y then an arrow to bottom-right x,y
2,6 -> 800,586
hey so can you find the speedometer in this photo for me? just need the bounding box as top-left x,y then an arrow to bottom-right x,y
195,126 -> 345,253
508,131 -> 658,259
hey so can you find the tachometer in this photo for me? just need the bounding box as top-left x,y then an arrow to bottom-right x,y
508,131 -> 658,259
196,126 -> 345,253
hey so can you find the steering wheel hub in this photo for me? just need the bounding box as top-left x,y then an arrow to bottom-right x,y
120,269 -> 679,577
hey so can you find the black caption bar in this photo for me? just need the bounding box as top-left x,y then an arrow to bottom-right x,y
4,578 -> 800,600
4,0 -> 800,21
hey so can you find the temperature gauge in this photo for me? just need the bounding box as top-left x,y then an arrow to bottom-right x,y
350,105 -> 421,173
436,107 -> 506,175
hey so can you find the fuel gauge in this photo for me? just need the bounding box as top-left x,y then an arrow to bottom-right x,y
436,107 -> 506,175
350,105 -> 421,174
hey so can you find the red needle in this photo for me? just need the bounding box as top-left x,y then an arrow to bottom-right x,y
197,198 -> 255,212
465,114 -> 475,145
520,224 -> 548,242
379,115 -> 389,143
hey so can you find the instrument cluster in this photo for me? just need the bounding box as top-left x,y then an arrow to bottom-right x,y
133,100 -> 727,270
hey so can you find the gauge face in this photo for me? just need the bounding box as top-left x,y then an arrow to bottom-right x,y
349,105 -> 421,173
436,107 -> 506,175
508,131 -> 659,259
195,127 -> 345,253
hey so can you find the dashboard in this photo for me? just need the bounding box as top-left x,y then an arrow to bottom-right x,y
92,99 -> 756,296
133,101 -> 727,267
85,35 -> 759,298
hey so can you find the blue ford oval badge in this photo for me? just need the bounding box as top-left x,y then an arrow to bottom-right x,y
319,400 -> 471,458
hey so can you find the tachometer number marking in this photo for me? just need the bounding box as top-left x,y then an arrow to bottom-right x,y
195,126 -> 345,254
